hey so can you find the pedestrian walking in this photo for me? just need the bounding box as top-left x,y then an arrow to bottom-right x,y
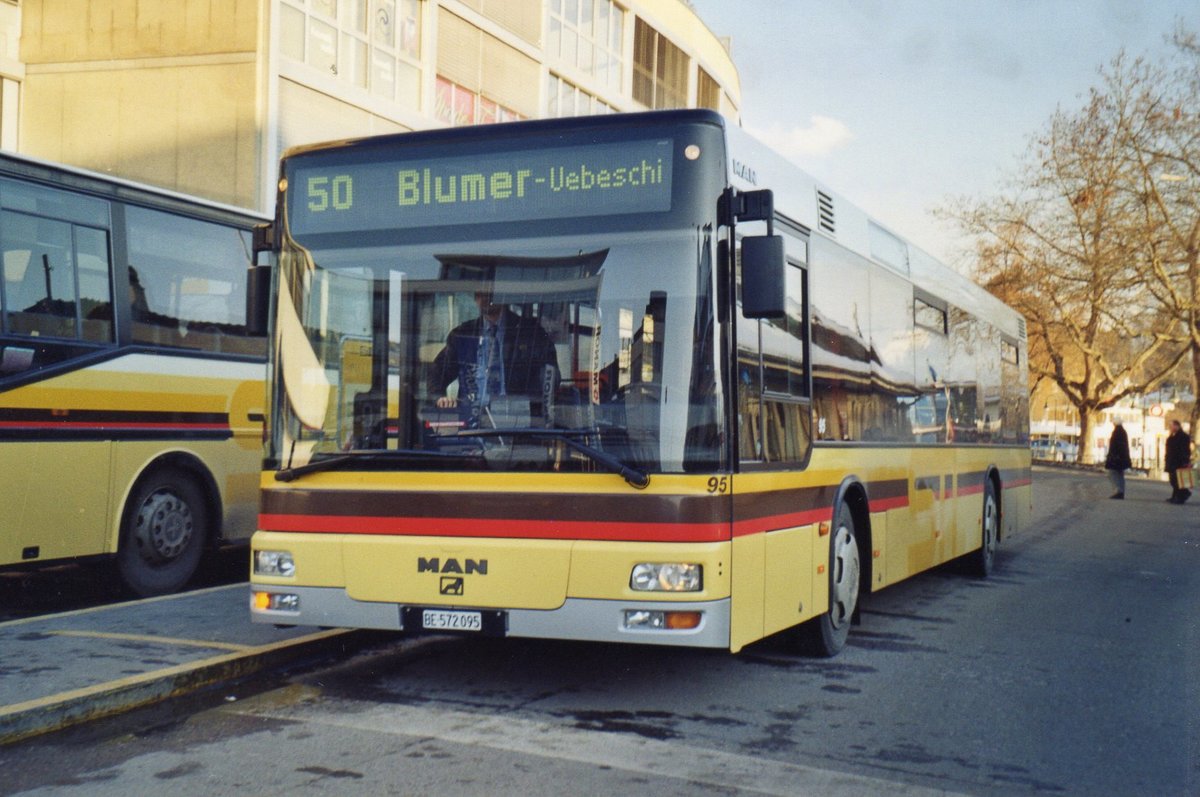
1164,419 -> 1193,504
1105,419 -> 1132,499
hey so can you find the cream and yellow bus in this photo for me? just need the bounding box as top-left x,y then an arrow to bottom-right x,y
0,152 -> 267,596
250,110 -> 1031,655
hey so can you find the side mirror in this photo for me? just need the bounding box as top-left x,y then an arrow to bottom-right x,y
246,263 -> 272,337
252,222 -> 276,256
247,222 -> 276,337
741,235 -> 785,319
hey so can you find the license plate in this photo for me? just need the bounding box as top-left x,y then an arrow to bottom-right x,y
422,609 -> 482,632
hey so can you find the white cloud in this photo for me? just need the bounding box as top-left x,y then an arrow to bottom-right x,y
748,116 -> 854,160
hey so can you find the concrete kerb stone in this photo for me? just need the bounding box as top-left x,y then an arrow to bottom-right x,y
0,627 -> 365,746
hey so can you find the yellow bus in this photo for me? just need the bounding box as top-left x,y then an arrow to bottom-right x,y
250,110 -> 1031,654
0,152 -> 268,596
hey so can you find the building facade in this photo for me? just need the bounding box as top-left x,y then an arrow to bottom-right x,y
9,0 -> 740,213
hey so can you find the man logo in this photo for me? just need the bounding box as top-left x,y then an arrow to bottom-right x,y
418,557 -> 488,575
440,577 -> 464,596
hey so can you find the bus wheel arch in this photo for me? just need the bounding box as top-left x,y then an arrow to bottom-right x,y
115,454 -> 221,597
970,469 -> 1002,578
795,479 -> 870,657
841,481 -> 873,595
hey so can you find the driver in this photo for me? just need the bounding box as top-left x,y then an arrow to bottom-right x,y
429,290 -> 559,426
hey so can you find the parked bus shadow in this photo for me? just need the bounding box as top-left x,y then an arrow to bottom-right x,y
0,545 -> 249,622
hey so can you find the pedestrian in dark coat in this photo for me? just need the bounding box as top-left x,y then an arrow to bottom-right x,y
1105,420 -> 1132,499
1164,419 -> 1193,504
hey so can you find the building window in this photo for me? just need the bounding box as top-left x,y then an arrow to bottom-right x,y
280,0 -> 422,107
547,74 -> 614,117
697,67 -> 720,111
633,18 -> 688,110
434,77 -> 523,126
548,0 -> 624,92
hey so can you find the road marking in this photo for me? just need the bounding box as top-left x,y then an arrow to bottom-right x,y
237,700 -> 966,797
46,630 -> 252,652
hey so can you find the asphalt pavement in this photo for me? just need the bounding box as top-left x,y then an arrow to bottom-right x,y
0,584 -> 366,745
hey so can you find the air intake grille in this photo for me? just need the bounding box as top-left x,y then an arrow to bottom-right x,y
1017,317 -> 1027,340
817,190 -> 835,234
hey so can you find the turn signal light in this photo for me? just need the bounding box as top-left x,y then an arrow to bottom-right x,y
665,611 -> 702,630
252,591 -> 300,612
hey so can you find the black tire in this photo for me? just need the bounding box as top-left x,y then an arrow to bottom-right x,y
970,479 -> 999,578
796,502 -> 861,657
116,468 -> 208,597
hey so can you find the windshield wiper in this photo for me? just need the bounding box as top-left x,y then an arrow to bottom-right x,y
457,428 -> 651,489
275,448 -> 484,482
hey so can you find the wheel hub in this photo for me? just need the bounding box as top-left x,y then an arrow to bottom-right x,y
983,494 -> 998,560
830,525 -> 861,630
134,489 -> 194,563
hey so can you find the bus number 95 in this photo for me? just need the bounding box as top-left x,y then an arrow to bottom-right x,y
308,175 -> 353,212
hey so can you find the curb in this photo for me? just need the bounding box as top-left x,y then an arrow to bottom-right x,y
0,628 -> 368,746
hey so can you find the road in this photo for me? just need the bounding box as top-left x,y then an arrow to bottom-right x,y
2,468 -> 1198,796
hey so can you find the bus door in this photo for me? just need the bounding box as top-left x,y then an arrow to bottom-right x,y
732,217 -> 813,645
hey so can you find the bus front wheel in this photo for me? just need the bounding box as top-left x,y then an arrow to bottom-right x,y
116,468 -> 208,597
796,502 -> 861,657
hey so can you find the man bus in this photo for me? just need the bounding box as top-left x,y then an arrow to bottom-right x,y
250,110 -> 1031,655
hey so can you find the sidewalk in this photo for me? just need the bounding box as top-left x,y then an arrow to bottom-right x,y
0,583 -> 364,745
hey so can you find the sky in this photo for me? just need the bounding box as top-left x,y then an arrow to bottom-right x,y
686,0 -> 1194,268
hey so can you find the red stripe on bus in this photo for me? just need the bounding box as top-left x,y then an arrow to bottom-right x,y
957,484 -> 985,497
258,513 -> 729,543
871,495 -> 909,512
732,507 -> 834,536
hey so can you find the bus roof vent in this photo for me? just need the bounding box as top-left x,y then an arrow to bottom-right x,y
816,190 -> 836,234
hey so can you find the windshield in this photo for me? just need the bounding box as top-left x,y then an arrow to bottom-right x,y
269,226 -> 724,475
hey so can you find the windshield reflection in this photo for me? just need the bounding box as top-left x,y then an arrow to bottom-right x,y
271,228 -> 723,475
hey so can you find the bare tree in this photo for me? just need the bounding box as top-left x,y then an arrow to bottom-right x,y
944,56 -> 1189,462
1106,27 -> 1200,432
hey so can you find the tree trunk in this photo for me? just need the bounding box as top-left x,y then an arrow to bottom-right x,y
1190,340 -> 1200,436
1077,409 -> 1094,465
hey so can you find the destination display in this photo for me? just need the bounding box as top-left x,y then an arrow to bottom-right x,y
288,138 -> 674,236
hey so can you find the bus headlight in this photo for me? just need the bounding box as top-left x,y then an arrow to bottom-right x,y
254,550 -> 295,577
630,563 -> 702,592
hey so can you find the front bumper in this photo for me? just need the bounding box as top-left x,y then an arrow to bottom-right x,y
250,585 -> 731,649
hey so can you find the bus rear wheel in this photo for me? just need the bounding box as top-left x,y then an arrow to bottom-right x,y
970,479 -> 999,578
116,468 -> 208,597
796,502 -> 861,657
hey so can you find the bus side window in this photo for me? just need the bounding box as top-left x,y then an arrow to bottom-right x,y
1,211 -> 113,345
77,227 -> 113,342
125,207 -> 264,357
